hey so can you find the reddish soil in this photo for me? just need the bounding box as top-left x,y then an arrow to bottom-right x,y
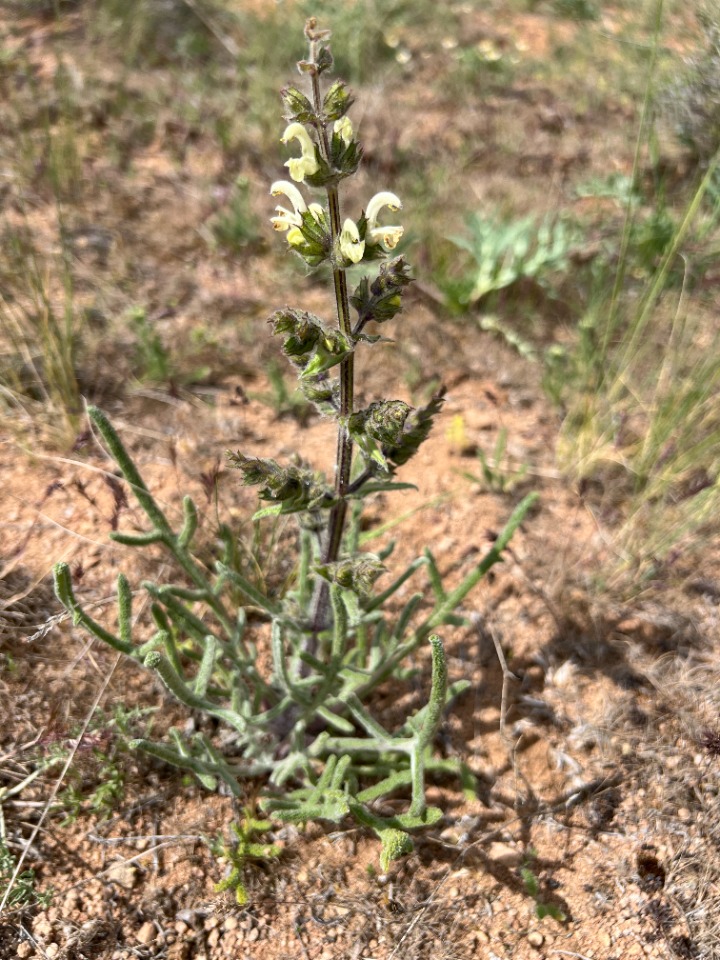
2,3 -> 720,960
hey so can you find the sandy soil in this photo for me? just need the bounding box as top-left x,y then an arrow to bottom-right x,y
2,3 -> 720,959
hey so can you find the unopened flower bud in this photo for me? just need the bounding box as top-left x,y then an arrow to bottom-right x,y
339,219 -> 365,264
334,116 -> 354,145
364,400 -> 412,446
318,555 -> 386,597
281,86 -> 316,124
307,203 -> 326,223
323,80 -> 354,121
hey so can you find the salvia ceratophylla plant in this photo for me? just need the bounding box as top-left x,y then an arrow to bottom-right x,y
54,18 -> 537,875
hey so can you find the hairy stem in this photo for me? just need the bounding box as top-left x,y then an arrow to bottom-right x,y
308,42 -> 355,637
410,635 -> 447,816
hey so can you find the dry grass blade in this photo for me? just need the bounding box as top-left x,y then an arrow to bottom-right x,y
0,653 -> 121,916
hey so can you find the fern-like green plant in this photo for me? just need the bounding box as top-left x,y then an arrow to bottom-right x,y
54,18 -> 536,872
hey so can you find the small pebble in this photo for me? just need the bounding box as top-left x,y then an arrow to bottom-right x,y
33,918 -> 54,940
486,842 -> 522,867
136,922 -> 156,945
106,863 -> 138,890
62,890 -> 81,912
528,931 -> 544,948
440,827 -> 461,845
223,936 -> 239,957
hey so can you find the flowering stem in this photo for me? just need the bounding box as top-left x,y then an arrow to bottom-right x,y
308,44 -> 355,635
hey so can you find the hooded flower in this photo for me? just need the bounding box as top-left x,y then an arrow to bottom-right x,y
339,218 -> 365,264
270,180 -> 307,232
281,122 -> 320,182
270,181 -> 326,233
365,191 -> 404,251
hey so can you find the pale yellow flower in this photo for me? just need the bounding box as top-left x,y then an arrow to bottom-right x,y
365,191 -> 404,250
307,203 -> 326,223
286,227 -> 305,247
281,122 -> 320,182
334,116 -> 354,145
269,180 -> 307,232
339,218 -> 365,264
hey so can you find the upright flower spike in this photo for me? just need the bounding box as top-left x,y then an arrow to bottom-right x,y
339,219 -> 365,264
281,122 -> 320,182
365,191 -> 404,251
